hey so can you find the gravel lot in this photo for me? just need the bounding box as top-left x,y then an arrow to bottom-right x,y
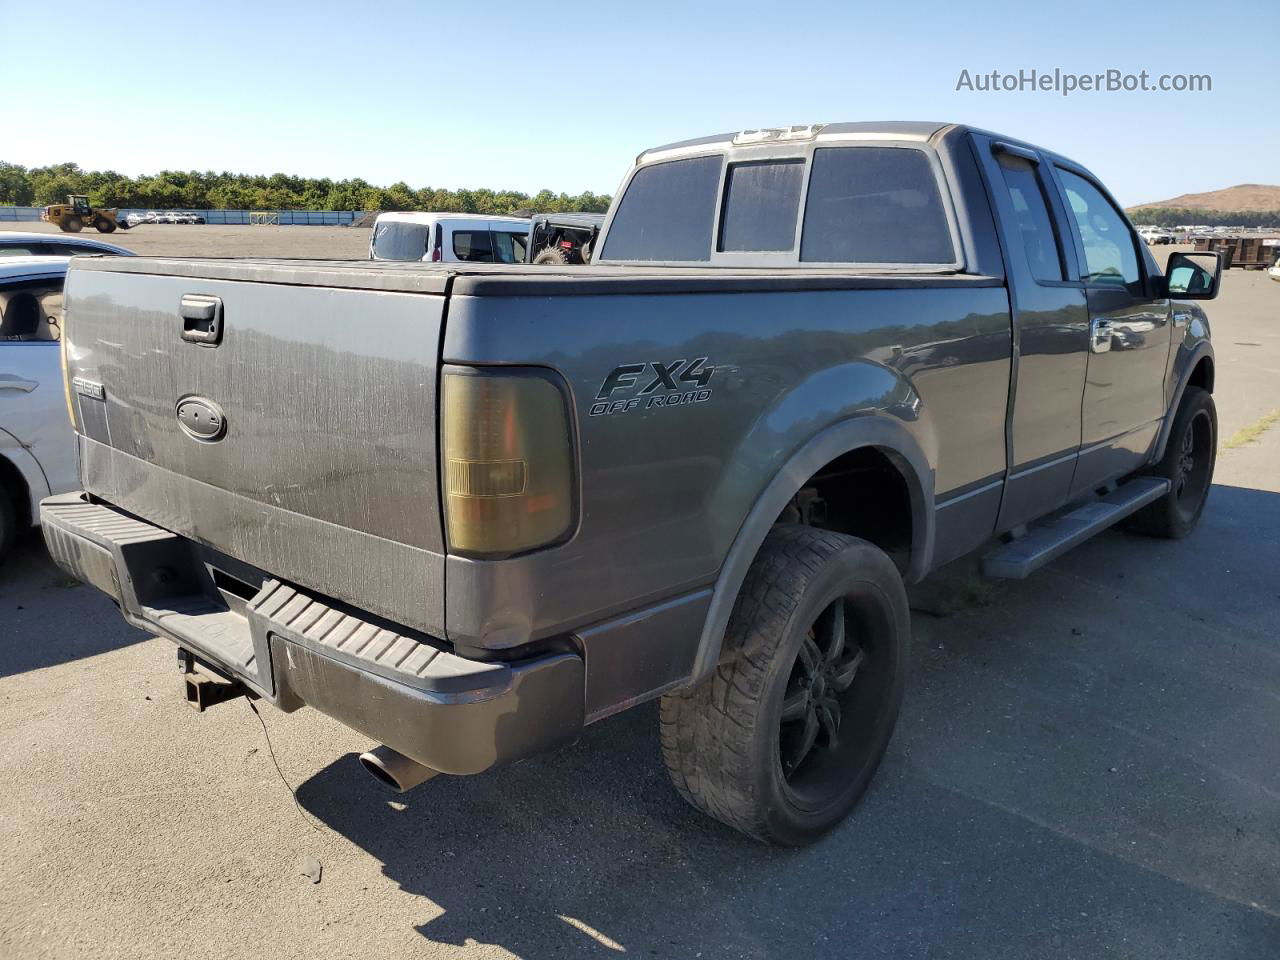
1,224 -> 1277,959
0,221 -> 373,259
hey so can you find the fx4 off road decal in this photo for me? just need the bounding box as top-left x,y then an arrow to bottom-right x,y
589,358 -> 715,417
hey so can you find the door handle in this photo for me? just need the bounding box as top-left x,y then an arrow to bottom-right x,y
0,374 -> 39,392
1089,318 -> 1114,354
180,294 -> 223,346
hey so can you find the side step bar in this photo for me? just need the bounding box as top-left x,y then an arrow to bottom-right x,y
983,477 -> 1170,579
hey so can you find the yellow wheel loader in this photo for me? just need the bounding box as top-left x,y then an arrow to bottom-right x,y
40,195 -> 134,234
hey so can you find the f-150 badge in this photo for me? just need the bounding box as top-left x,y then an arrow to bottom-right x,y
590,358 -> 714,417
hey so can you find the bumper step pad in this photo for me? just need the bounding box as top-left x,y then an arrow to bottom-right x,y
40,493 -> 507,699
41,492 -> 585,775
248,580 -> 508,698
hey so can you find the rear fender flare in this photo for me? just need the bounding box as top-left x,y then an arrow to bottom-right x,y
688,415 -> 935,684
0,429 -> 52,528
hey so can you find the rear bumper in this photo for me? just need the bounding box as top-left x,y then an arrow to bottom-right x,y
40,492 -> 584,775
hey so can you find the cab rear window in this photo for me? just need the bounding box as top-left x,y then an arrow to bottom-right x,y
800,147 -> 954,264
718,160 -> 804,252
603,146 -> 956,266
600,155 -> 722,262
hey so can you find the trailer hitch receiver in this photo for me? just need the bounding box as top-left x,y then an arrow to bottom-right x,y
177,648 -> 250,711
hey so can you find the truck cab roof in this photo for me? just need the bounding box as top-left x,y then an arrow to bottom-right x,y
640,121 -> 951,161
374,212 -> 530,226
637,121 -> 1073,169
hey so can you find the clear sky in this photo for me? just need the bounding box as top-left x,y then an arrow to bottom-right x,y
3,0 -> 1275,206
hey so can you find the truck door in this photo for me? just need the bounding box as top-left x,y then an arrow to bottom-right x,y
1051,166 -> 1172,495
974,137 -> 1091,531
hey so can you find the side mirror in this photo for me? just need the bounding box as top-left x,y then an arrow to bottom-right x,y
1165,251 -> 1222,300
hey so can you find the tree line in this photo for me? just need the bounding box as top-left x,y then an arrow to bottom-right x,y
0,161 -> 611,214
1125,206 -> 1280,228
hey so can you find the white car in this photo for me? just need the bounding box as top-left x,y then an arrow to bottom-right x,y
369,212 -> 531,263
1269,256 -> 1280,282
0,257 -> 77,561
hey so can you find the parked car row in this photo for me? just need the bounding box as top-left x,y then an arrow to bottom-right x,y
123,211 -> 207,226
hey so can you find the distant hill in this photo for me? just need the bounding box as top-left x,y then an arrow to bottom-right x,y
1129,184 -> 1280,213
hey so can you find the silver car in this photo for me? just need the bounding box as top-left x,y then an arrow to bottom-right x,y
0,257 -> 77,560
0,231 -> 134,258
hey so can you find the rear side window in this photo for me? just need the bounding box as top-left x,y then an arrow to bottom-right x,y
491,230 -> 528,263
0,280 -> 64,342
372,222 -> 429,261
801,147 -> 954,264
453,230 -> 495,262
718,160 -> 804,252
601,155 -> 722,261
995,153 -> 1065,282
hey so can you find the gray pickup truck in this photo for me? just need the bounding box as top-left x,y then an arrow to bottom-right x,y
43,122 -> 1222,845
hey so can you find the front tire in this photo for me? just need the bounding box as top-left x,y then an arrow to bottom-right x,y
660,525 -> 909,845
1128,386 -> 1216,538
95,217 -> 116,233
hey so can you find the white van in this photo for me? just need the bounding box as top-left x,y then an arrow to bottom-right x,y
368,213 -> 531,263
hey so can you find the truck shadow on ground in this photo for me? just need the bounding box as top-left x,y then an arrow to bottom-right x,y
0,535 -> 150,679
294,484 -> 1280,959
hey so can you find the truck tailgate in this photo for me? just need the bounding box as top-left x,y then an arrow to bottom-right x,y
63,260 -> 448,635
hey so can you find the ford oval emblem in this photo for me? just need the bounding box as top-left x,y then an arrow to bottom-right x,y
175,396 -> 227,442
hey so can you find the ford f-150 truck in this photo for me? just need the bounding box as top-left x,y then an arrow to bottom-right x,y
43,122 -> 1222,845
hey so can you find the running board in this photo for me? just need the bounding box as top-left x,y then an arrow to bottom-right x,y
982,477 -> 1170,579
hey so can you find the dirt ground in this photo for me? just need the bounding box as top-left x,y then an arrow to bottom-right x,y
0,221 -> 372,259
1,224 -> 1278,959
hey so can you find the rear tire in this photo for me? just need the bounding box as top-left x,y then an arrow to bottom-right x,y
63,216 -> 83,233
0,485 -> 17,565
660,525 -> 909,845
1128,386 -> 1216,539
533,246 -> 569,265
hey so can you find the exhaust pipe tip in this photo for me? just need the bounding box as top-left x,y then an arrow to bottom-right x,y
359,745 -> 438,793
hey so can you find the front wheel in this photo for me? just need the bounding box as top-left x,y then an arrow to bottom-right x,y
660,525 -> 909,845
1129,385 -> 1216,538
95,217 -> 116,233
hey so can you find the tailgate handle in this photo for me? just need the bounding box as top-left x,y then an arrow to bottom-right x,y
180,294 -> 223,346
